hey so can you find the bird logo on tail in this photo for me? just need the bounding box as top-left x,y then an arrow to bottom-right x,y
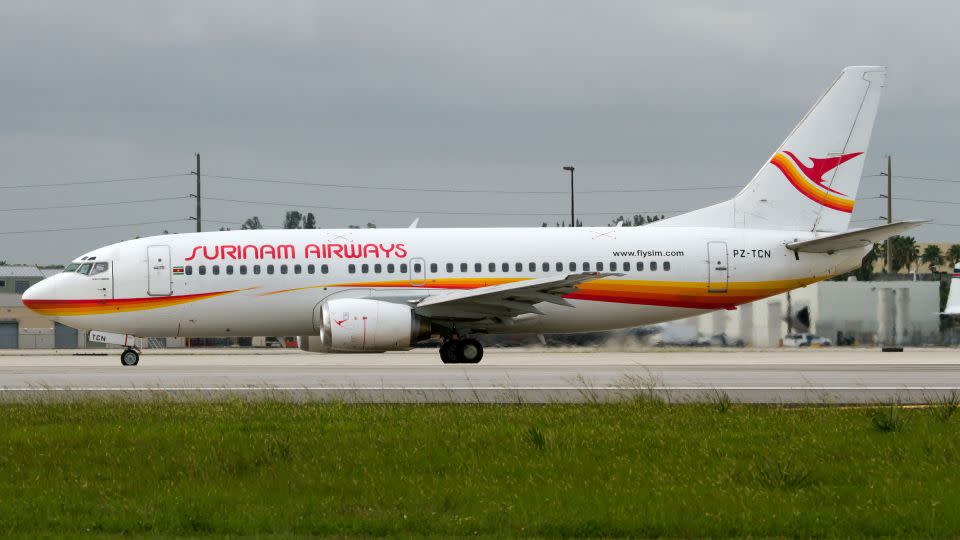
769,150 -> 862,213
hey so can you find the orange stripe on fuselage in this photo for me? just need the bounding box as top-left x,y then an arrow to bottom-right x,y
770,153 -> 854,213
22,289 -> 243,316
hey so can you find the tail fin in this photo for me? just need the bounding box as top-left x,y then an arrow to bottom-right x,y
945,264 -> 960,316
658,66 -> 885,232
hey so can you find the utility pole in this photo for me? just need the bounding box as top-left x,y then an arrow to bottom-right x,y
885,155 -> 892,274
194,153 -> 201,233
563,165 -> 575,227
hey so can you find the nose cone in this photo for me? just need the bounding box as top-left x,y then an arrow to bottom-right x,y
21,277 -> 57,311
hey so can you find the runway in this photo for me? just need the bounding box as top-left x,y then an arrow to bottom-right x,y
1,347 -> 959,404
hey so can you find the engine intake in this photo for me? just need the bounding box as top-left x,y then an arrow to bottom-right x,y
298,298 -> 431,353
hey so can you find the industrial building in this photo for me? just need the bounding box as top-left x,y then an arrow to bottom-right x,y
0,266 -> 84,348
682,278 -> 942,347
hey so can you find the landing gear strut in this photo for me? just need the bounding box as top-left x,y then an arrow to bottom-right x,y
439,337 -> 483,364
120,348 -> 140,366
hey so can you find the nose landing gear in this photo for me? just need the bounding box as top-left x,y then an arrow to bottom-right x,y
120,348 -> 140,366
439,337 -> 484,364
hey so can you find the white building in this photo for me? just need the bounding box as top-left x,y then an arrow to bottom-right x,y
672,279 -> 941,346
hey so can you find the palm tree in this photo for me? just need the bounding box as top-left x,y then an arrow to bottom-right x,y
887,235 -> 920,273
921,244 -> 944,273
948,244 -> 960,267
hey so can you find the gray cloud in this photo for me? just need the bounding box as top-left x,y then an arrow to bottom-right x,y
1,0 -> 958,263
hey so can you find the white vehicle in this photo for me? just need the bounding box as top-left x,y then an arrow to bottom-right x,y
783,333 -> 833,347
22,66 -> 922,366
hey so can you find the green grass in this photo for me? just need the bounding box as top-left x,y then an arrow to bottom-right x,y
1,399 -> 959,538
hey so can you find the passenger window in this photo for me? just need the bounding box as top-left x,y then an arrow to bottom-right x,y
226,265 -> 234,275
78,263 -> 92,275
515,262 -> 522,272
294,264 -> 302,274
582,262 -> 590,271
596,262 -> 604,271
186,265 -> 193,276
502,262 -> 509,272
349,264 -> 356,274
542,262 -> 549,272
267,265 -> 274,275
610,262 -> 617,271
307,264 -> 314,274
212,265 -> 220,275
430,263 -> 438,273
489,263 -> 496,272
387,264 -> 395,273
556,262 -> 563,272
637,262 -> 644,271
460,263 -> 468,272
374,264 -> 382,274
528,262 -> 536,272
624,262 -> 631,271
240,265 -> 247,275
400,263 -> 408,273
474,263 -> 481,272
199,265 -> 207,275
664,261 -> 671,271
650,261 -> 658,271
362,264 -> 369,273
321,264 -> 329,274
446,263 -> 453,272
569,262 -> 576,271
279,265 -> 287,274
414,263 -> 422,273
254,265 -> 261,275
89,262 -> 109,276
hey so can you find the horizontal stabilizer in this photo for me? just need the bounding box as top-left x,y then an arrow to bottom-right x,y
786,220 -> 927,253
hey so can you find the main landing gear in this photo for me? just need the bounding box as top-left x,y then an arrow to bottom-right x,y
439,337 -> 484,364
120,347 -> 140,366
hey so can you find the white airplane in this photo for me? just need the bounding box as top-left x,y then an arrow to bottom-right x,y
23,66 -> 923,366
944,263 -> 960,316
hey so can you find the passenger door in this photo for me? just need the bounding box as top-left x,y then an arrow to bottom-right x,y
147,245 -> 172,296
707,241 -> 729,293
409,257 -> 426,287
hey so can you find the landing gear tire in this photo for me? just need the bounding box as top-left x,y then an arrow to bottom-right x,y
457,338 -> 484,364
439,338 -> 484,364
120,348 -> 140,366
439,341 -> 458,364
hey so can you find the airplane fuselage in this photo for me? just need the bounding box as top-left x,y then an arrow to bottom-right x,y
23,226 -> 865,338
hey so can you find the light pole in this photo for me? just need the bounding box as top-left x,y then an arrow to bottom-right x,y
563,166 -> 575,227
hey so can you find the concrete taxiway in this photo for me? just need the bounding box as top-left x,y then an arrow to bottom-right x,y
0,347 -> 958,403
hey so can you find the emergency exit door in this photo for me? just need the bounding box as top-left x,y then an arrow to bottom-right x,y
147,245 -> 172,296
707,241 -> 729,293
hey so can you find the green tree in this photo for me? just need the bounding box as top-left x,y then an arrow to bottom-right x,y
885,235 -> 919,273
948,244 -> 960,267
242,216 -> 263,230
303,213 -> 317,229
921,244 -> 944,273
283,211 -> 304,229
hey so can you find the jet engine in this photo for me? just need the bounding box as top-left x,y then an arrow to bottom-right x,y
298,298 -> 432,353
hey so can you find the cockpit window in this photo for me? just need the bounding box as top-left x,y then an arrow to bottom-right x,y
89,262 -> 110,276
77,263 -> 93,275
64,263 -> 80,272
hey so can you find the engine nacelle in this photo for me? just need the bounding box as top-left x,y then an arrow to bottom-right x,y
298,298 -> 431,353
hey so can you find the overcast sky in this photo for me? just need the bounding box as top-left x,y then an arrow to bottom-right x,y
2,1 -> 959,264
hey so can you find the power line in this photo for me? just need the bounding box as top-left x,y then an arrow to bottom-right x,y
205,174 -> 741,195
0,173 -> 189,190
0,219 -> 190,235
0,196 -> 190,213
204,195 -> 686,217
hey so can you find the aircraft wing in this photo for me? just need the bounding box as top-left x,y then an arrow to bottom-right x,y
786,220 -> 928,254
414,272 -> 616,320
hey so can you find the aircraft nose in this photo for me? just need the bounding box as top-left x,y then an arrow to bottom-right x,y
21,277 -> 56,310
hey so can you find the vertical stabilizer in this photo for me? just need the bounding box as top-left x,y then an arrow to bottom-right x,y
657,66 -> 885,232
945,264 -> 960,316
